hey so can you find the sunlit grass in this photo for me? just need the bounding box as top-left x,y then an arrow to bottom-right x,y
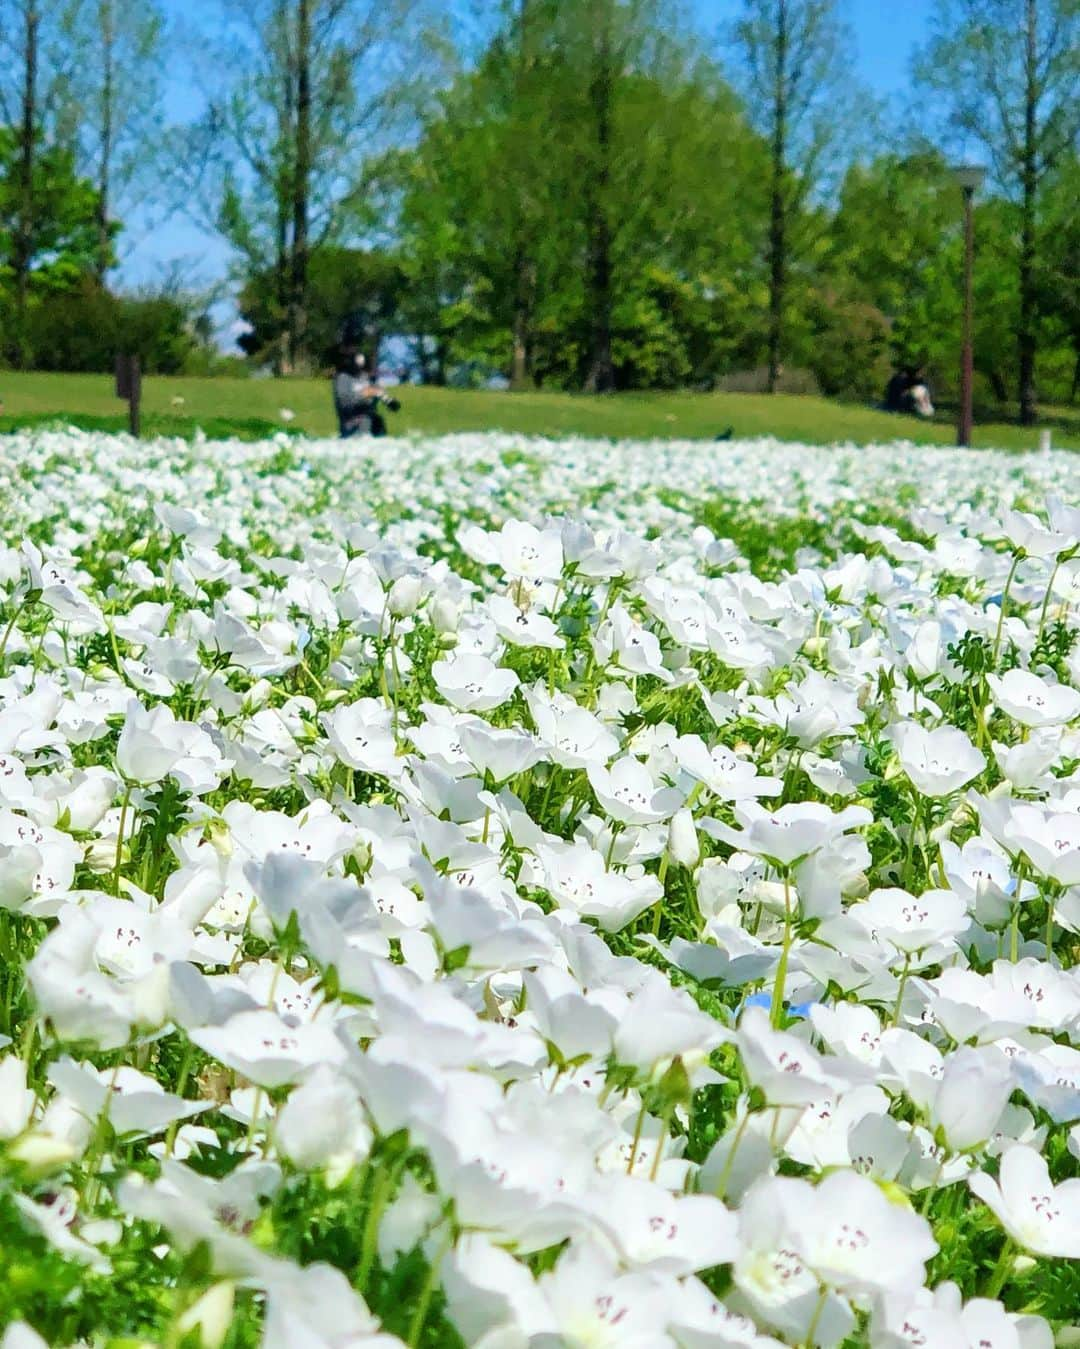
0,370 -> 1074,450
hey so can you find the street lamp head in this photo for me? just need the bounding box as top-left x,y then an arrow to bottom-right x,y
952,164 -> 987,193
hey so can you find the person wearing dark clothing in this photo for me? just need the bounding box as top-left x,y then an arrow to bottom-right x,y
332,347 -> 400,438
885,366 -> 918,412
884,366 -> 934,418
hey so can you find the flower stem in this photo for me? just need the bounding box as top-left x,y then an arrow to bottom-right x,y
770,874 -> 794,1030
407,1226 -> 452,1348
992,553 -> 1022,666
983,1238 -> 1017,1301
112,783 -> 132,897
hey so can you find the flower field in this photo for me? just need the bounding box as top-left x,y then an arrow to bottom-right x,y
5,425 -> 1080,1347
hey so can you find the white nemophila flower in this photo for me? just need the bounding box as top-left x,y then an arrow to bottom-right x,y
115,698 -> 229,792
988,669 -> 1080,727
731,1176 -> 855,1346
536,1239 -> 675,1347
189,1008 -> 347,1088
0,1056 -> 35,1139
523,967 -> 622,1063
673,734 -> 782,801
850,886 -> 969,958
586,1175 -> 739,1274
441,1234 -> 555,1346
0,811 -> 79,910
928,1046 -> 1015,1153
1015,1043 -> 1080,1123
27,904 -> 174,1047
737,1006 -> 871,1106
784,1084 -> 890,1171
273,1065 -> 372,1176
793,1168 -> 938,1296
612,970 -> 729,1073
14,1188 -> 111,1273
320,698 -> 401,777
0,841 -> 43,912
432,652 -> 519,711
25,766 -> 117,833
593,603 -> 673,682
386,572 -> 425,618
996,508 -> 1069,558
544,836 -> 637,926
46,1057 -> 211,1136
809,1002 -> 884,1067
486,592 -> 564,650
893,722 -> 985,796
993,729 -> 1062,790
872,1283 -> 1053,1349
587,755 -> 683,825
670,1277 -> 787,1349
457,721 -> 542,781
703,801 -> 871,868
750,670 -> 864,748
460,518 -> 564,581
20,541 -> 101,627
940,835 -> 1017,930
969,1144 -> 1080,1258
115,698 -> 189,784
1002,803 -> 1080,886
528,703 -> 618,779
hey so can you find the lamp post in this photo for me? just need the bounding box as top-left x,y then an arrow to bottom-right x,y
953,164 -> 986,448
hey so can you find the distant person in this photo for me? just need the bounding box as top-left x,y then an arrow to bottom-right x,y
884,365 -> 934,418
332,346 -> 400,438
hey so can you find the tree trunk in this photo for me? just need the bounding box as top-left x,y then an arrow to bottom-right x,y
288,0 -> 312,373
96,0 -> 115,283
13,1 -> 39,369
766,0 -> 788,396
583,1 -> 615,394
509,0 -> 535,390
510,251 -> 534,390
1018,0 -> 1039,427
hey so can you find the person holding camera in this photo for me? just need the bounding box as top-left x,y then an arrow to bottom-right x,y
332,345 -> 401,438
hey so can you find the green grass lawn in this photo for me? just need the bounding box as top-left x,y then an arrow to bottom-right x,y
0,369 -> 1075,450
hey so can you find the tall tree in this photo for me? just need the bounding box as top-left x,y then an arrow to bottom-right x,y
1038,154 -> 1080,402
914,0 -> 1080,425
180,0 -> 445,374
506,0 -> 545,389
732,0 -> 852,393
398,30 -> 770,390
0,0 -> 42,365
57,0 -> 166,281
580,0 -> 617,391
0,0 -> 91,362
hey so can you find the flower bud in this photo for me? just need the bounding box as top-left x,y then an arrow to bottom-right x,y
431,595 -> 461,635
388,575 -> 423,618
176,1282 -> 235,1349
667,809 -> 700,868
7,1132 -> 78,1173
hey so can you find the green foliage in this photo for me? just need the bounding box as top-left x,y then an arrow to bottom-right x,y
396,4 -> 771,391
0,133 -> 106,298
238,247 -> 407,372
18,280 -> 207,375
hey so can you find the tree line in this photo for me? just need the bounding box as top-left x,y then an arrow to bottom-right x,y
0,0 -> 1077,423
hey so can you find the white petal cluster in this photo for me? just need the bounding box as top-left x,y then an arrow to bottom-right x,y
3,427 -> 1080,1345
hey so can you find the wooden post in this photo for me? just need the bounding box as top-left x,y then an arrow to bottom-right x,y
115,353 -> 141,437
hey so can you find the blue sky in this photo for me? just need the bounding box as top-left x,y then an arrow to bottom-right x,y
120,0 -> 936,323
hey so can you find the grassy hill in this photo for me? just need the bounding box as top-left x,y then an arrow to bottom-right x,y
0,370 -> 1075,451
